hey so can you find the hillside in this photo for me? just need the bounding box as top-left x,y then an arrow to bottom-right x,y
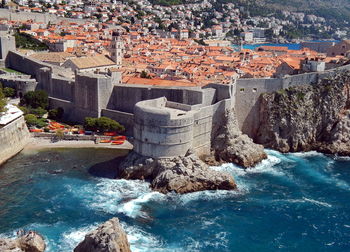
150,0 -> 350,24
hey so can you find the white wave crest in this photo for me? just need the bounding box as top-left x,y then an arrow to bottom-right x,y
70,178 -> 156,216
290,151 -> 324,158
273,197 -> 332,208
212,153 -> 283,178
117,191 -> 164,218
122,224 -> 170,252
58,224 -> 98,251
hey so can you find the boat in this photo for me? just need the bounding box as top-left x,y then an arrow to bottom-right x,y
111,135 -> 126,140
100,139 -> 111,143
30,128 -> 43,133
111,140 -> 124,145
104,132 -> 117,136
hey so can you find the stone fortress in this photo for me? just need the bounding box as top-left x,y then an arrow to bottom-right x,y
2,33 -> 350,159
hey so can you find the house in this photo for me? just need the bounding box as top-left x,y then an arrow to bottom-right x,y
30,52 -> 75,66
274,58 -> 301,77
62,55 -> 117,72
327,40 -> 350,57
241,32 -> 253,43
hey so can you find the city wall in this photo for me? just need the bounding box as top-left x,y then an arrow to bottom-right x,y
0,116 -> 30,165
235,64 -> 350,137
0,9 -> 89,24
5,50 -> 350,157
106,84 -> 203,113
133,93 -> 232,158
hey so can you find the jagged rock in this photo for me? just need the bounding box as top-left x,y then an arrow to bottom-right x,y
118,150 -> 236,194
0,231 -> 46,252
211,109 -> 267,167
256,71 -> 350,155
74,218 -> 131,252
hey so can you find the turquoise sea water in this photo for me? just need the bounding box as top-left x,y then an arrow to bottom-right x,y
243,43 -> 301,50
1,148 -> 350,251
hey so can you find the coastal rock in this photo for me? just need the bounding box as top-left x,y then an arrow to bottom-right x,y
256,71 -> 350,155
211,109 -> 267,167
74,218 -> 131,252
0,231 -> 46,252
118,149 -> 236,194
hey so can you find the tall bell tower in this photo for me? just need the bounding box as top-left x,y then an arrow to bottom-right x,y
110,31 -> 123,69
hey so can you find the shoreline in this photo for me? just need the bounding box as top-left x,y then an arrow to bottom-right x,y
23,137 -> 134,151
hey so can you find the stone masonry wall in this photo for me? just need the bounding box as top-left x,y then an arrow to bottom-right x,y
0,116 -> 30,165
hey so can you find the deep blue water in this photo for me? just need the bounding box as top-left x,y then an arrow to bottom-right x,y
243,43 -> 301,50
232,41 -> 340,51
1,148 -> 350,251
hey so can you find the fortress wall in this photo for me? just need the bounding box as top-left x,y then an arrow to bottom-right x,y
49,97 -> 74,120
73,74 -> 99,122
0,116 -> 29,165
108,85 -> 203,113
6,51 -> 52,77
192,105 -> 213,156
101,109 -> 134,136
0,9 -> 88,24
51,77 -> 74,101
0,9 -> 58,23
281,72 -> 319,88
0,77 -> 37,96
133,97 -> 194,158
97,77 -> 113,111
235,78 -> 282,137
204,83 -> 232,102
201,87 -> 217,106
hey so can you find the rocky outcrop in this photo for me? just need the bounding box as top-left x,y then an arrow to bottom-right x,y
0,231 -> 46,252
74,218 -> 131,252
209,109 -> 267,167
118,149 -> 236,194
256,72 -> 350,155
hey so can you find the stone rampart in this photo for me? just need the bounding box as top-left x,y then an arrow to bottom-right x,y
107,85 -> 203,113
133,97 -> 195,158
48,97 -> 74,121
51,77 -> 74,101
6,51 -> 52,77
0,116 -> 29,165
0,9 -> 90,24
0,75 -> 37,97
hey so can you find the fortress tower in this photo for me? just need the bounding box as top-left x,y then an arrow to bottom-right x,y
110,31 -> 123,69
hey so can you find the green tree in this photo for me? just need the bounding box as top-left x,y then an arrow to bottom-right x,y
84,117 -> 97,131
0,88 -> 7,113
3,87 -> 15,97
21,90 -> 48,109
36,118 -> 47,128
30,107 -> 47,117
84,117 -> 125,132
24,114 -> 38,127
48,107 -> 64,120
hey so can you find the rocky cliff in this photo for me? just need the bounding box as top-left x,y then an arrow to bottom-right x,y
208,109 -> 267,167
256,72 -> 350,155
74,218 -> 131,252
118,149 -> 236,194
0,231 -> 46,252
